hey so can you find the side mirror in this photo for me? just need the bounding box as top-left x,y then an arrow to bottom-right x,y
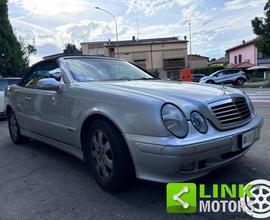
36,78 -> 61,91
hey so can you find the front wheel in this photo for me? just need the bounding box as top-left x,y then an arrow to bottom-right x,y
7,110 -> 30,144
206,80 -> 215,84
86,119 -> 135,191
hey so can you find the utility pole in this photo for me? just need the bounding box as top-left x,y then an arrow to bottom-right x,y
135,0 -> 139,41
188,23 -> 192,69
150,42 -> 153,72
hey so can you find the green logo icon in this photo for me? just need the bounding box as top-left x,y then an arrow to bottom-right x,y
166,183 -> 197,213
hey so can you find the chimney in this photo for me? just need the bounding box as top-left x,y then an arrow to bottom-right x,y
184,36 -> 187,41
242,40 -> 245,44
132,36 -> 136,41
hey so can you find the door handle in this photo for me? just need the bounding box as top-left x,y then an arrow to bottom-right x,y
24,96 -> 32,101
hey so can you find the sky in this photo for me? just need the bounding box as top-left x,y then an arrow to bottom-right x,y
7,0 -> 267,64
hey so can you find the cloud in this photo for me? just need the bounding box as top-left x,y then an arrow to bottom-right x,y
8,0 -> 267,62
225,0 -> 265,10
9,0 -> 87,16
125,0 -> 195,16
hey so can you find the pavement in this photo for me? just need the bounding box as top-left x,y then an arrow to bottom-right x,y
0,88 -> 269,220
242,80 -> 270,88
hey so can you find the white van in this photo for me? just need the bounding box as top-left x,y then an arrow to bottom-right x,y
0,78 -> 21,118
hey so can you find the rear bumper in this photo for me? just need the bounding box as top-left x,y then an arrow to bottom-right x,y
125,114 -> 263,183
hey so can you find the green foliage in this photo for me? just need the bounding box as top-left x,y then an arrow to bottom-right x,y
0,0 -> 35,77
152,68 -> 160,77
63,43 -> 79,55
251,0 -> 270,56
192,66 -> 224,76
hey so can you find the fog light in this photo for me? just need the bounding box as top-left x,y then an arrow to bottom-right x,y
178,162 -> 195,172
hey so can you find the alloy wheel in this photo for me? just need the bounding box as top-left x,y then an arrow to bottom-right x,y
9,113 -> 18,140
91,130 -> 113,179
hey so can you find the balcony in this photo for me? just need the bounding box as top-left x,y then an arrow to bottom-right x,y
163,58 -> 185,70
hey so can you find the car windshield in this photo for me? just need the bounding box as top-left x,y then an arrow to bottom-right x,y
65,58 -> 155,82
210,71 -> 220,76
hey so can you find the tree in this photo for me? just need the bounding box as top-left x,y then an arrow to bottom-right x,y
0,0 -> 35,77
19,37 -> 37,68
152,68 -> 160,77
251,0 -> 270,56
63,43 -> 80,55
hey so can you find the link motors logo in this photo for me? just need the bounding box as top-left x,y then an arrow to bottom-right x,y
166,179 -> 270,218
241,179 -> 270,219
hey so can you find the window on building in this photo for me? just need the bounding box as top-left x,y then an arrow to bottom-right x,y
88,47 -> 104,56
163,58 -> 185,69
234,55 -> 237,64
238,54 -> 242,63
133,60 -> 146,69
133,60 -> 146,65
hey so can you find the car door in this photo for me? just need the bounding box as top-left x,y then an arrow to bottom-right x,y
13,65 -> 43,132
14,61 -> 63,134
30,62 -> 78,146
221,70 -> 232,84
215,71 -> 226,83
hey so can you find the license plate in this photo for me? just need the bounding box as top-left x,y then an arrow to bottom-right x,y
242,127 -> 260,148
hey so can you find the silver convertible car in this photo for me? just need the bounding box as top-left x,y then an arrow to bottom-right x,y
5,56 -> 263,191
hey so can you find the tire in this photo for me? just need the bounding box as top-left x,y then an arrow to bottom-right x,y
236,78 -> 245,86
7,110 -> 30,144
85,119 -> 135,191
206,80 -> 215,84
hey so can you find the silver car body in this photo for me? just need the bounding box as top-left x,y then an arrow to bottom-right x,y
5,56 -> 263,183
200,69 -> 247,84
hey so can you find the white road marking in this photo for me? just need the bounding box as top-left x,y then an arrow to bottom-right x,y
246,91 -> 270,105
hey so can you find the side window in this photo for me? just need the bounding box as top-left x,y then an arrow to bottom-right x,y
224,70 -> 232,75
22,61 -> 61,88
216,71 -> 224,77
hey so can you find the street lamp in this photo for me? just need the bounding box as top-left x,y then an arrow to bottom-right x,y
94,7 -> 120,58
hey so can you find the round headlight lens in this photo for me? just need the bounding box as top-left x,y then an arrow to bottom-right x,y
190,112 -> 208,134
161,104 -> 188,138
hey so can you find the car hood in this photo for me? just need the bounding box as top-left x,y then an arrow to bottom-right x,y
77,80 -> 245,115
96,80 -> 242,99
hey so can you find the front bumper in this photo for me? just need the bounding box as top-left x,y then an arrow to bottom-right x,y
125,114 -> 263,183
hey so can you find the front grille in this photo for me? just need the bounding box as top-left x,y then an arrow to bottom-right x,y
210,97 -> 251,127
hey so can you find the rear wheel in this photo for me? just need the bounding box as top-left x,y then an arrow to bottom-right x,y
236,78 -> 245,86
86,119 -> 135,191
7,110 -> 30,144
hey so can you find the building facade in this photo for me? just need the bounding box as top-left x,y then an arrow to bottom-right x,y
226,39 -> 270,68
187,54 -> 209,69
81,37 -> 188,79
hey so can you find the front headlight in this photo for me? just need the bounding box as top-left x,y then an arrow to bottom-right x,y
190,112 -> 208,134
245,94 -> 256,115
161,104 -> 188,138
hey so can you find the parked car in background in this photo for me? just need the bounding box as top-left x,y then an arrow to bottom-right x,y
0,78 -> 21,118
5,56 -> 262,191
199,69 -> 247,85
192,73 -> 206,82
